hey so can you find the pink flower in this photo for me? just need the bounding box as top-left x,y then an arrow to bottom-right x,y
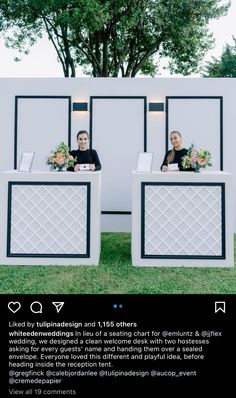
190,155 -> 197,163
198,158 -> 206,166
55,158 -> 65,165
56,152 -> 63,159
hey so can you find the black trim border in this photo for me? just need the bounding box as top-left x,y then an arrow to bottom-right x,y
141,182 -> 225,260
101,211 -> 131,215
7,181 -> 90,258
89,96 -> 147,150
165,96 -> 223,170
14,96 -> 72,170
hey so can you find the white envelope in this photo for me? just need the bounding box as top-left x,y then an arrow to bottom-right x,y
80,163 -> 90,170
168,163 -> 179,171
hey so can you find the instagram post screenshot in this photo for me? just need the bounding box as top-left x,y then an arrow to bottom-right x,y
0,1 -> 235,395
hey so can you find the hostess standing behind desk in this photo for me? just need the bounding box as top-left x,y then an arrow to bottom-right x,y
0,170 -> 101,265
68,130 -> 101,172
132,170 -> 233,267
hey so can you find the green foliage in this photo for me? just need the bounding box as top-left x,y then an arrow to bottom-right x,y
203,36 -> 236,77
182,144 -> 212,170
0,0 -> 230,77
0,233 -> 236,294
46,141 -> 76,170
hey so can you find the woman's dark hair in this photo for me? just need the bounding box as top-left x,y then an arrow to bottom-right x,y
77,130 -> 89,140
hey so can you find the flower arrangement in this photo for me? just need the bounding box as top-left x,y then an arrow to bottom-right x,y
46,142 -> 76,171
181,144 -> 212,172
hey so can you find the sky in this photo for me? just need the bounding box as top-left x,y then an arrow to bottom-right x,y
0,0 -> 235,78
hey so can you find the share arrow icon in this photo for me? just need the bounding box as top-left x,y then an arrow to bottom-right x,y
52,302 -> 64,313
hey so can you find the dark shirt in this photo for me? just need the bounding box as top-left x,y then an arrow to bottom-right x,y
161,148 -> 194,171
68,149 -> 101,171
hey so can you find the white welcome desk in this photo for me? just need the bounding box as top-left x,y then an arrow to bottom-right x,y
0,171 -> 101,265
132,171 -> 233,267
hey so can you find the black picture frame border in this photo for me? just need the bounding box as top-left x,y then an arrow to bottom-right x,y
14,96 -> 72,170
90,96 -> 147,215
165,96 -> 223,170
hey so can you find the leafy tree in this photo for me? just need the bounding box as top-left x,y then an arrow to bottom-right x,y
203,36 -> 236,77
0,0 -> 78,76
0,0 -> 230,77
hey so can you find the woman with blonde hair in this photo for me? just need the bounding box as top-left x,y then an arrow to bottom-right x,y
161,131 -> 192,171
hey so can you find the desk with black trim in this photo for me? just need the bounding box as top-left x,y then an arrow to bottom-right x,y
132,171 -> 233,267
0,171 -> 101,265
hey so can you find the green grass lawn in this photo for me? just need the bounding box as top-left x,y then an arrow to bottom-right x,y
0,233 -> 235,294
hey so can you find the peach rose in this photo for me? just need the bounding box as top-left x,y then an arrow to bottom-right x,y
55,158 -> 65,165
198,158 -> 206,166
56,152 -> 63,159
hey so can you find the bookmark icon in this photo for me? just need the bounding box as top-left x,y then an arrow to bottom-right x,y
52,302 -> 64,313
214,301 -> 226,314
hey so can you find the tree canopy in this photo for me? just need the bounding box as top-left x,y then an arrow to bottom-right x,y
203,36 -> 236,77
0,0 -> 230,77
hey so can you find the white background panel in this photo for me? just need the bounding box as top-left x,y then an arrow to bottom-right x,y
168,98 -> 221,170
92,98 -> 145,212
0,78 -> 235,232
17,98 -> 70,170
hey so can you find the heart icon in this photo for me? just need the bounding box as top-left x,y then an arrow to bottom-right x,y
8,302 -> 21,313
